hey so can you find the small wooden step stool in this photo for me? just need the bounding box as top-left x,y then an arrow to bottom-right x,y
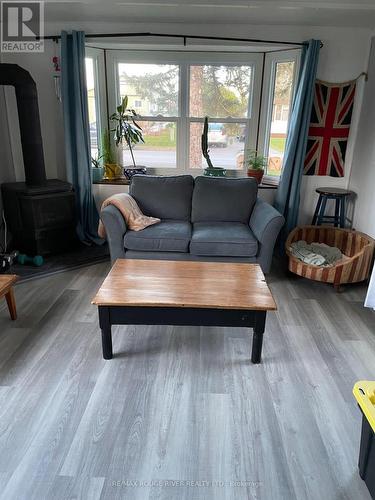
0,275 -> 18,320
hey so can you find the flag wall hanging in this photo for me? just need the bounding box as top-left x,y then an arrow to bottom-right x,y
304,79 -> 356,177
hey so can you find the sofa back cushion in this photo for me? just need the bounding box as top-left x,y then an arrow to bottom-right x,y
191,176 -> 258,223
130,175 -> 194,221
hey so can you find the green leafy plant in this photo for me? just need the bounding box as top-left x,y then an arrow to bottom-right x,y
110,96 -> 144,167
245,149 -> 268,171
101,128 -> 116,165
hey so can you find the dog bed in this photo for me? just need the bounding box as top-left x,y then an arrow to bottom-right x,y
286,226 -> 375,290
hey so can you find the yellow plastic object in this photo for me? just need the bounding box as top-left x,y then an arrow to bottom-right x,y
353,381 -> 375,433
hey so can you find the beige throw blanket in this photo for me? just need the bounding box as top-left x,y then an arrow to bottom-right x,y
98,193 -> 160,238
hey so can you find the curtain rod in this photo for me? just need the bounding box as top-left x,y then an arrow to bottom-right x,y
42,31 -> 321,47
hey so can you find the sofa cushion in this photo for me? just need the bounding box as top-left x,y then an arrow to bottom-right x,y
190,222 -> 258,257
130,175 -> 194,221
191,176 -> 258,223
124,220 -> 191,253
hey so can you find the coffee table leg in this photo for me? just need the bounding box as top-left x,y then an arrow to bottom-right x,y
99,306 -> 113,360
101,326 -> 113,360
251,311 -> 266,364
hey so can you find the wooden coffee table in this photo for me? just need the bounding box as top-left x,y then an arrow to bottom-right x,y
0,274 -> 18,320
92,259 -> 276,364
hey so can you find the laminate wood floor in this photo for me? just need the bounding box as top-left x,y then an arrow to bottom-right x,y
0,261 -> 374,500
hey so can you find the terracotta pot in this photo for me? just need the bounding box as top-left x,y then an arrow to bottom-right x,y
247,169 -> 264,184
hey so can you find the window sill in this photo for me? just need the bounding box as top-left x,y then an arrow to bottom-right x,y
261,175 -> 280,188
93,178 -> 131,186
92,177 -> 278,188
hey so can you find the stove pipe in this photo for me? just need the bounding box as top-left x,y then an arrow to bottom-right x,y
0,63 -> 47,186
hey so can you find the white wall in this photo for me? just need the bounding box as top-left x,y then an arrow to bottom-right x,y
0,89 -> 14,185
1,43 -> 66,182
348,37 -> 375,238
0,82 -> 15,247
297,29 -> 370,226
1,22 -> 372,220
0,86 -> 15,218
0,50 -> 16,191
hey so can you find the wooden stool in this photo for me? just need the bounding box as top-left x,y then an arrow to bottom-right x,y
0,275 -> 18,320
312,187 -> 354,228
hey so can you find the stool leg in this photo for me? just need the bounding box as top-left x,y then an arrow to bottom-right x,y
312,194 -> 323,225
340,197 -> 346,228
5,288 -> 17,320
317,195 -> 328,226
334,198 -> 340,227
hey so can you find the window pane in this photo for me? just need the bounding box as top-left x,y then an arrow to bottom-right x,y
118,63 -> 179,117
189,65 -> 252,119
121,121 -> 176,168
190,122 -> 246,170
85,58 -> 98,157
267,61 -> 295,177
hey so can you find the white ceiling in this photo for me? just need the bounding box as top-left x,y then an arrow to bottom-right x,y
44,0 -> 375,28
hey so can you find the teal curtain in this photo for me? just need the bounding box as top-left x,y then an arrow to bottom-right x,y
274,39 -> 320,241
61,30 -> 102,244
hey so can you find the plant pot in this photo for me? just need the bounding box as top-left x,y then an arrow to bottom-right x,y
247,169 -> 264,184
103,163 -> 123,180
204,167 -> 227,177
91,166 -> 104,183
123,166 -> 147,180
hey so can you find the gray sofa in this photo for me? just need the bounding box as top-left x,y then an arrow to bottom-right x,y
101,175 -> 284,273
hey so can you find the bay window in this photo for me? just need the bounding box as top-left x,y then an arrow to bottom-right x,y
89,47 -> 299,181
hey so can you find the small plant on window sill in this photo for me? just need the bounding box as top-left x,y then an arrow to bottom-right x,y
91,149 -> 104,183
201,116 -> 226,177
245,149 -> 268,185
110,95 -> 144,171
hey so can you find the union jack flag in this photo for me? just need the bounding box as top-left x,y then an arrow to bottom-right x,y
304,79 -> 356,177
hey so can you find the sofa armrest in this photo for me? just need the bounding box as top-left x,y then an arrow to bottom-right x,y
249,198 -> 285,273
101,205 -> 127,263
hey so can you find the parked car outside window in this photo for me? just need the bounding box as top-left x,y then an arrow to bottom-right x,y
208,123 -> 228,148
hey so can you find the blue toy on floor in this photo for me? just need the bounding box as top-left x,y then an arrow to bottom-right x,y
17,254 -> 44,267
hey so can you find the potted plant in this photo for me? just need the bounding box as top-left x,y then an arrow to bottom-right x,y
201,116 -> 226,177
91,150 -> 104,183
101,128 -> 122,180
245,149 -> 268,184
110,96 -> 144,173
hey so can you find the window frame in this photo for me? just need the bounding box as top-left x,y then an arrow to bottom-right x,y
258,49 -> 301,183
89,47 -> 300,180
85,47 -> 107,156
105,50 -> 264,175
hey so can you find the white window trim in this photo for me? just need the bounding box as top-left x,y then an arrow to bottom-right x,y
258,49 -> 301,184
86,47 -> 108,151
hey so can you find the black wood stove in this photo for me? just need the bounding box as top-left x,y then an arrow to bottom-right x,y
0,64 -> 77,255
